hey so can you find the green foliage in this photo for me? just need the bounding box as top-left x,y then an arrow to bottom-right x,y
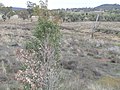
27,8 -> 33,18
58,11 -> 66,18
0,6 -> 12,15
26,38 -> 41,52
24,83 -> 31,90
33,5 -> 49,19
114,43 -> 120,47
55,9 -> 120,22
17,1 -> 61,89
0,6 -> 14,21
33,17 -> 61,60
88,14 -> 97,21
26,17 -> 61,53
34,18 -> 60,41
18,10 -> 29,20
23,17 -> 61,90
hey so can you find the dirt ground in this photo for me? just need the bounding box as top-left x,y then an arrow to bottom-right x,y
0,19 -> 120,89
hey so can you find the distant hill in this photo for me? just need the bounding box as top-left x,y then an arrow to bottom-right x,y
54,4 -> 120,12
12,7 -> 26,11
94,4 -> 120,11
12,4 -> 120,12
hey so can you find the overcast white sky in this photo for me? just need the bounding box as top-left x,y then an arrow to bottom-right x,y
0,0 -> 120,9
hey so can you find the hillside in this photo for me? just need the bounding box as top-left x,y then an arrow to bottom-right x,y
54,4 -> 120,12
94,4 -> 120,11
12,7 -> 26,11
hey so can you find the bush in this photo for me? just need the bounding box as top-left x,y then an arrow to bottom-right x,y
18,10 -> 29,20
16,17 -> 61,90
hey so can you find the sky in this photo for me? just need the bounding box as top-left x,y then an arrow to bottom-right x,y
0,0 -> 120,9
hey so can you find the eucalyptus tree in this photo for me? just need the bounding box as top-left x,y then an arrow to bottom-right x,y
0,6 -> 13,21
39,0 -> 48,9
27,1 -> 36,19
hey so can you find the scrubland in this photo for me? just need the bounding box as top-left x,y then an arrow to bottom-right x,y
0,19 -> 120,90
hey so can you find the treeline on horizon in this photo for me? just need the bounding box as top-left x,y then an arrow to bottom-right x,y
57,10 -> 120,22
1,3 -> 120,22
51,4 -> 120,22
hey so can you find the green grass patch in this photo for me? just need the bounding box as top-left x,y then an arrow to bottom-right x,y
113,43 -> 120,47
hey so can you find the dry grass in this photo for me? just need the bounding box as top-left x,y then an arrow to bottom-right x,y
1,20 -> 120,90
88,83 -> 115,90
87,76 -> 120,90
98,76 -> 120,88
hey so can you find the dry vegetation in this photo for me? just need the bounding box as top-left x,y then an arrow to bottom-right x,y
0,18 -> 120,90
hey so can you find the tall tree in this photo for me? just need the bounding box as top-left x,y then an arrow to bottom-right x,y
26,1 -> 36,21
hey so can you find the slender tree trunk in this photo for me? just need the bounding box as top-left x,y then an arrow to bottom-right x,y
91,14 -> 99,39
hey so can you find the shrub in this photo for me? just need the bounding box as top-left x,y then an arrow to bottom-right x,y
15,17 -> 61,90
18,10 -> 29,20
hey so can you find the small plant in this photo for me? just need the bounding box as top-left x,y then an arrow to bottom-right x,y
18,10 -> 29,20
16,17 -> 61,90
